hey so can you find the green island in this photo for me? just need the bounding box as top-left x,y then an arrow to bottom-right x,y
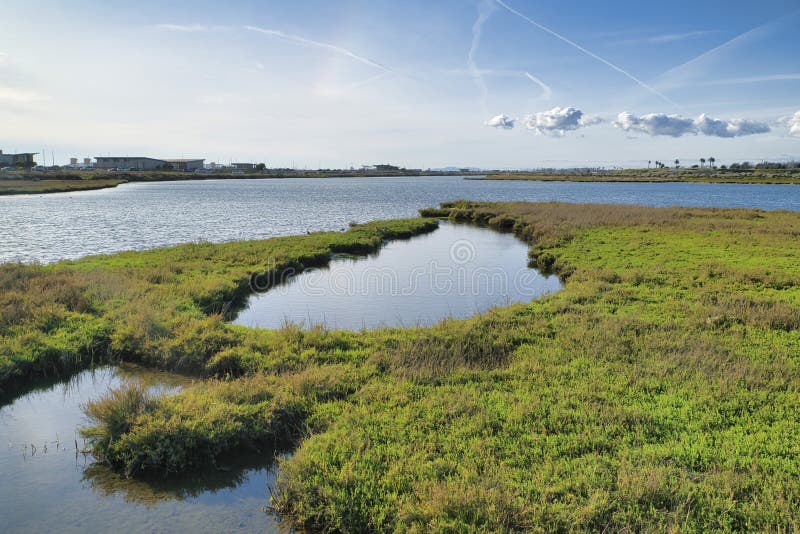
2,201 -> 800,531
476,167 -> 800,184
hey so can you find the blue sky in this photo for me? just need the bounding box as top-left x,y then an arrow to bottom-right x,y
1,0 -> 798,168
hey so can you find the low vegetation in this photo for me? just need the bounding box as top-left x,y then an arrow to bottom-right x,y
3,201 -> 800,530
478,166 -> 800,184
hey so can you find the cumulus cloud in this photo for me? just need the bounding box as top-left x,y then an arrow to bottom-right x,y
523,106 -> 601,136
485,114 -> 515,129
780,111 -> 800,137
694,113 -> 770,137
614,112 -> 696,137
614,112 -> 771,138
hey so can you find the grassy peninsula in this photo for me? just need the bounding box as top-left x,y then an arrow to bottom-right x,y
3,201 -> 800,530
0,177 -> 127,195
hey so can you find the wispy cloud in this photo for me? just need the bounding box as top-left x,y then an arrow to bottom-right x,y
154,24 -> 213,32
696,73 -> 800,86
468,0 -> 496,113
0,86 -> 49,104
244,25 -> 394,74
648,30 -> 718,44
524,106 -> 601,136
485,114 -> 516,129
493,0 -> 677,106
524,72 -> 552,99
653,11 -> 799,91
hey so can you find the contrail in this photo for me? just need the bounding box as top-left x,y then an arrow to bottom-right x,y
468,0 -> 496,113
244,25 -> 394,74
653,12 -> 798,91
493,0 -> 677,106
524,72 -> 552,99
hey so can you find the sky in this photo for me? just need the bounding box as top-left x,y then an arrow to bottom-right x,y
0,0 -> 798,169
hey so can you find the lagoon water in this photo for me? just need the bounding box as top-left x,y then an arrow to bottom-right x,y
234,221 -> 561,330
2,176 -> 800,264
0,366 -> 284,533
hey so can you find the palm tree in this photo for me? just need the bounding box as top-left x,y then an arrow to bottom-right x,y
709,157 -> 716,168
674,159 -> 680,169
700,158 -> 706,168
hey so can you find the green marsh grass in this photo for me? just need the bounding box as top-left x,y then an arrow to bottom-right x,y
4,201 -> 800,530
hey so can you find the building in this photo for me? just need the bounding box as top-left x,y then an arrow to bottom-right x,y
0,150 -> 37,168
94,157 -> 205,171
165,159 -> 205,172
232,162 -> 255,170
94,157 -> 169,170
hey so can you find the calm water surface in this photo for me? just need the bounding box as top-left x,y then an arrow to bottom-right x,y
0,366 -> 283,533
235,222 -> 561,330
2,176 -> 800,263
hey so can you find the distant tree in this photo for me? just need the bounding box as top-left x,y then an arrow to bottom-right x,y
255,163 -> 266,171
648,160 -> 652,168
674,159 -> 680,169
709,157 -> 715,168
700,158 -> 706,168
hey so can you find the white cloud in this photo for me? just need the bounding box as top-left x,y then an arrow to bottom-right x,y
614,111 -> 770,137
614,112 -> 696,137
524,106 -> 601,137
485,114 -> 515,129
780,111 -> 800,137
694,113 -> 770,137
615,112 -> 772,138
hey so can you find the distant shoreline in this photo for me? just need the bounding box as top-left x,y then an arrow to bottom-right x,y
0,170 -> 481,196
471,169 -> 800,185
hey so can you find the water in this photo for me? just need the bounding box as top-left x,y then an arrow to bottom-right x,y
2,176 -> 799,264
235,221 -> 561,330
0,366 -> 284,533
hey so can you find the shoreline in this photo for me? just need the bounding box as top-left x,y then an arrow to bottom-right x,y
472,170 -> 800,185
0,171 -> 479,196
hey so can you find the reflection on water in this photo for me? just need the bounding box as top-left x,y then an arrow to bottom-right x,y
82,450 -> 283,507
0,365 -> 283,533
234,221 -> 562,330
